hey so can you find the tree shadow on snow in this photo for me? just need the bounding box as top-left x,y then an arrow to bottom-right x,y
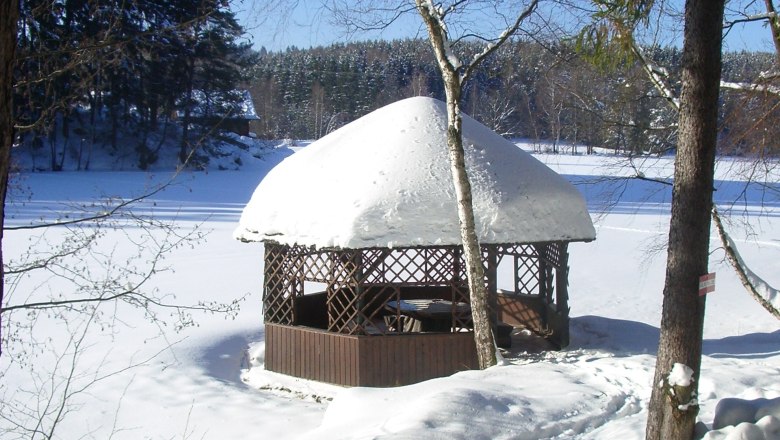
702,331 -> 780,359
198,330 -> 265,388
194,318 -> 776,386
568,173 -> 780,218
568,315 -> 661,355
568,316 -> 780,359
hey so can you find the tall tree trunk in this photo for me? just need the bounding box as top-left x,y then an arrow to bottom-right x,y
416,1 -> 497,369
180,58 -> 195,164
443,80 -> 497,370
764,0 -> 780,67
645,2 -> 724,439
1,0 -> 19,357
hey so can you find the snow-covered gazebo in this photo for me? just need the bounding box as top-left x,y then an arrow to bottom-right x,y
235,97 -> 595,387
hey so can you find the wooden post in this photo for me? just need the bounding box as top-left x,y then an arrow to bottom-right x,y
485,246 -> 499,330
555,243 -> 570,314
354,250 -> 365,330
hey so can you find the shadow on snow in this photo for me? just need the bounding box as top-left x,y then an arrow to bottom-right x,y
569,315 -> 780,359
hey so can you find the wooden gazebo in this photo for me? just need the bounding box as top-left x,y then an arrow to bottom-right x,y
235,97 -> 595,387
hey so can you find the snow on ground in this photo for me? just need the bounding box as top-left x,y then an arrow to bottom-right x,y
2,140 -> 779,439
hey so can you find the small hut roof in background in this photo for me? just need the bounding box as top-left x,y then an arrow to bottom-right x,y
184,89 -> 260,120
234,97 -> 595,249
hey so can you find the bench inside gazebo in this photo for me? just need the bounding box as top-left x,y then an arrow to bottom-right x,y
235,97 -> 595,387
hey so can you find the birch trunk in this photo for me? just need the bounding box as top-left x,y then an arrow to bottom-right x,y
443,83 -> 498,370
416,1 -> 497,369
645,1 -> 724,438
712,207 -> 780,319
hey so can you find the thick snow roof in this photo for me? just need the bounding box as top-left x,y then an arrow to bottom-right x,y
234,97 -> 595,249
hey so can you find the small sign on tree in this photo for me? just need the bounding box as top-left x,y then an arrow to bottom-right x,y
699,273 -> 716,296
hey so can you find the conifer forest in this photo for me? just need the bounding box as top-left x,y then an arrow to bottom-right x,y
11,2 -> 779,171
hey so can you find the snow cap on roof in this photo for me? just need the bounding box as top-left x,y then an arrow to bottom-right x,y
234,97 -> 595,249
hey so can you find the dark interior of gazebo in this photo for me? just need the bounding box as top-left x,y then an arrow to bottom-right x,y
262,240 -> 571,387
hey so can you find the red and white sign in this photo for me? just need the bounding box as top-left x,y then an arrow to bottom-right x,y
699,273 -> 716,296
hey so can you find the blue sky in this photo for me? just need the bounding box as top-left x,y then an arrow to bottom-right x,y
233,0 -> 776,53
234,0 -> 423,52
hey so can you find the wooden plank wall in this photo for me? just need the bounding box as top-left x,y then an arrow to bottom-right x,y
496,293 -> 544,332
265,324 -> 478,387
266,323 -> 360,385
357,332 -> 478,387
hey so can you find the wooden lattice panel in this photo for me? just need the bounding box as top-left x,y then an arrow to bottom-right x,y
262,242 -> 570,337
495,243 -> 537,258
263,244 -> 303,325
357,286 -> 400,333
360,249 -> 391,283
538,242 -> 563,269
327,283 -> 360,334
360,247 -> 462,286
514,253 -> 540,295
326,251 -> 361,333
426,248 -> 458,282
451,282 -> 472,331
301,249 -> 332,283
383,248 -> 420,283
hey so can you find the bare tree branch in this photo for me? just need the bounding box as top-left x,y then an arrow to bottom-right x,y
607,15 -> 780,321
629,40 -> 681,110
723,11 -> 776,29
712,206 -> 780,319
720,80 -> 780,97
462,0 -> 539,83
325,1 -> 418,34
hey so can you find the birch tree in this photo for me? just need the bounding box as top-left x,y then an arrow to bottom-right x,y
413,0 -> 538,369
327,0 -> 541,369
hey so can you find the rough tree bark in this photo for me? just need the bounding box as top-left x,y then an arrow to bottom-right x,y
1,0 -> 20,358
645,1 -> 725,439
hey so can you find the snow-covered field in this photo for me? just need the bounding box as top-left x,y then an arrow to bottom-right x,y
2,141 -> 779,439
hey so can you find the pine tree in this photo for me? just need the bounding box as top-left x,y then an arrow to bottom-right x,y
645,3 -> 725,438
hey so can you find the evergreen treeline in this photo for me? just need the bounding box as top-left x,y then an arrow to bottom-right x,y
13,7 -> 778,172
14,0 -> 252,170
249,39 -> 778,156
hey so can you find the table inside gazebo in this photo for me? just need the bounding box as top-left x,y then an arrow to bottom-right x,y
385,299 -> 471,332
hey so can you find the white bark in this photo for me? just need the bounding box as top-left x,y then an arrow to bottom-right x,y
416,0 -> 497,369
719,81 -> 780,97
630,41 -> 681,110
415,0 -> 538,368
